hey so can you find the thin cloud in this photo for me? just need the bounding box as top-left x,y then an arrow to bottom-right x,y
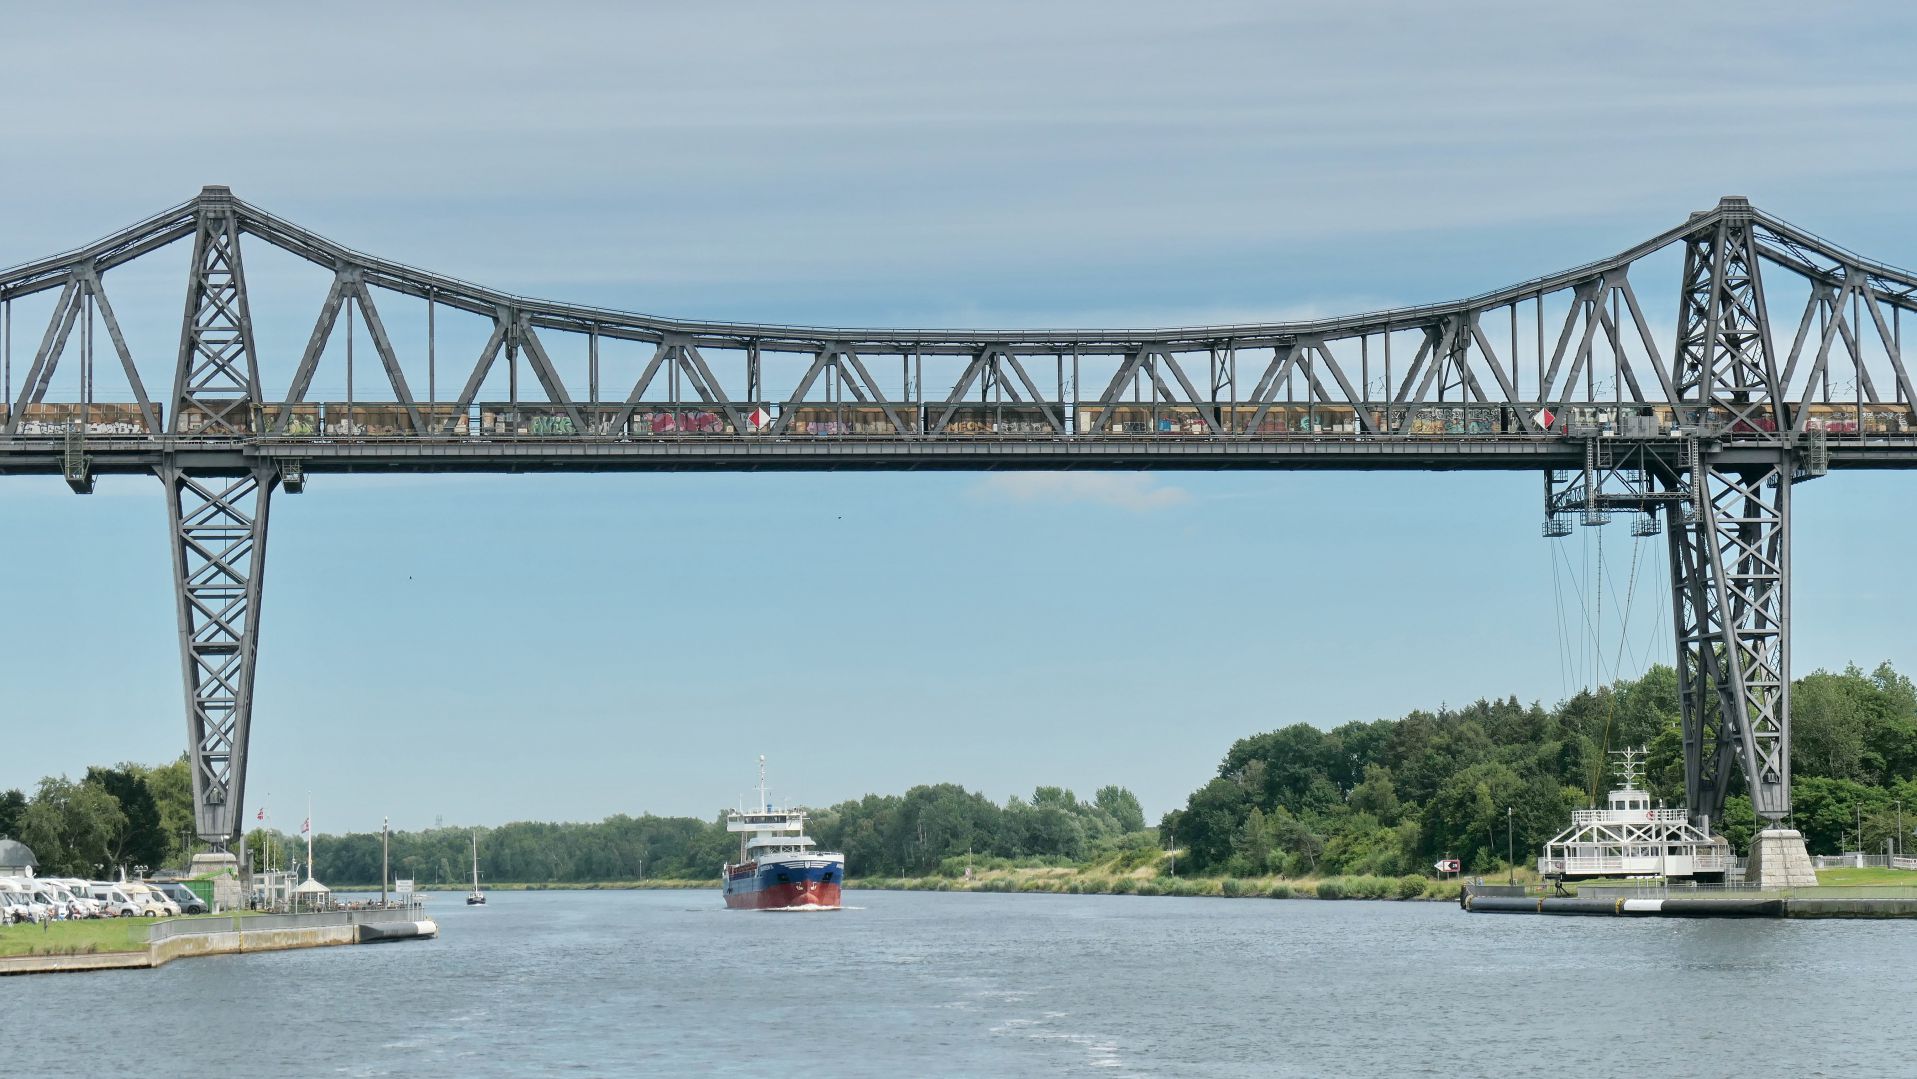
974,472 -> 1190,512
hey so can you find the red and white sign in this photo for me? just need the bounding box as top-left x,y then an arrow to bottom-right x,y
747,407 -> 773,430
1433,858 -> 1461,874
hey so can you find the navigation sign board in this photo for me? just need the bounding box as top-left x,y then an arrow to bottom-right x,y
1433,859 -> 1461,874
394,878 -> 415,895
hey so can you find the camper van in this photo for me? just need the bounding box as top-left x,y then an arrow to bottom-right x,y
124,883 -> 179,917
85,882 -> 144,918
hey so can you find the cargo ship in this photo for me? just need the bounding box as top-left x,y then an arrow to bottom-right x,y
723,757 -> 844,911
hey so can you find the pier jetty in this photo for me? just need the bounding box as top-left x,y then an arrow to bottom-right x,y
1462,882 -> 1917,919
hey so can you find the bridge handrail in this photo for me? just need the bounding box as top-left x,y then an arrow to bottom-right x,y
0,200 -> 199,301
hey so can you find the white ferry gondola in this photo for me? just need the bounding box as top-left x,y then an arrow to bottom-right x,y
1538,748 -> 1732,882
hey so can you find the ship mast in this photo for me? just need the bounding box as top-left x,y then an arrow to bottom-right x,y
1614,746 -> 1647,792
758,754 -> 769,813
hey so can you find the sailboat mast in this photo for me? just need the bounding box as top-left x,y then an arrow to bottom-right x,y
471,831 -> 480,892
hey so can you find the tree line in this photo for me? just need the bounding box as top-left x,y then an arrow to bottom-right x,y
1160,662 -> 1917,877
10,662 -> 1910,885
277,782 -> 1149,886
2,764 -> 1149,886
0,758 -> 195,877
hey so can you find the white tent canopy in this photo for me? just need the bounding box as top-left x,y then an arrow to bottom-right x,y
294,878 -> 330,894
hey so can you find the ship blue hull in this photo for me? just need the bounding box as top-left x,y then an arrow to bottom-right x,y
723,858 -> 843,910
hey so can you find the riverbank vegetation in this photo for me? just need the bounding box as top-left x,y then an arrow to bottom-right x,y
8,663 -> 1913,888
1159,662 -> 1917,879
0,759 -> 194,876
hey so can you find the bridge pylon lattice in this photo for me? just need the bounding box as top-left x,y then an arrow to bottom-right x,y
1667,199 -> 1793,830
167,187 -> 275,846
163,464 -> 276,847
170,186 -> 261,438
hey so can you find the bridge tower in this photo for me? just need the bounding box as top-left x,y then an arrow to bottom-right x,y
164,186 -> 279,849
1667,199 -> 1816,885
1666,197 -> 1793,834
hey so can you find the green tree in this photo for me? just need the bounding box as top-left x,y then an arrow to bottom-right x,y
86,765 -> 169,872
1347,765 -> 1401,826
19,776 -> 128,877
1094,785 -> 1146,833
140,756 -> 198,865
0,788 -> 25,840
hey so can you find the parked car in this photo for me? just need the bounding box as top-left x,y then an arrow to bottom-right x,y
150,881 -> 208,915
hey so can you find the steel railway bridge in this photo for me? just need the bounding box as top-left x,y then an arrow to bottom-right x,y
4,187 -> 1916,859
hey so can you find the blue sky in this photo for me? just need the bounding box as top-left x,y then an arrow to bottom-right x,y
3,1 -> 1916,831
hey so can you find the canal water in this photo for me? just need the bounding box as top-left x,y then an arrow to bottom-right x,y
4,889 -> 1905,1075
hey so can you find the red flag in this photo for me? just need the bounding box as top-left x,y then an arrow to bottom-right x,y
256,808 -> 265,821
300,817 -> 310,835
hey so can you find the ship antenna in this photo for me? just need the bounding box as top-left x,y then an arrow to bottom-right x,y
759,754 -> 769,813
1611,746 -> 1647,791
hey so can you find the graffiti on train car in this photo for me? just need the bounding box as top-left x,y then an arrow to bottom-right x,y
632,410 -> 729,435
2,403 -> 161,436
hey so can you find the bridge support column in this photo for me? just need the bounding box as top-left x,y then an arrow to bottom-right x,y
1665,452 -> 1791,831
1664,197 -> 1805,882
162,463 -> 277,848
165,186 -> 272,851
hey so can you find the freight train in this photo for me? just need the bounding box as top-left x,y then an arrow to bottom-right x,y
6,400 -> 1913,439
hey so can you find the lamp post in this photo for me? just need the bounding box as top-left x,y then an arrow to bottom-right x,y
1896,801 -> 1904,861
1506,807 -> 1515,886
381,817 -> 390,909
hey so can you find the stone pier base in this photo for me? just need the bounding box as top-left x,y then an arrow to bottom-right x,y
187,851 -> 242,911
1746,829 -> 1818,889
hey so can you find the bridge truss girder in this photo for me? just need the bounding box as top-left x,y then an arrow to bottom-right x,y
9,187 -> 1917,848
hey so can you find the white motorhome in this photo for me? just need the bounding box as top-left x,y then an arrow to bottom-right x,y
124,883 -> 179,917
85,882 -> 144,917
0,881 -> 50,922
45,879 -> 104,917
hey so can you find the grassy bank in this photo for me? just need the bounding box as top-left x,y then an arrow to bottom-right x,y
0,911 -> 279,959
850,866 -> 1463,901
362,852 -> 1475,902
0,919 -> 149,958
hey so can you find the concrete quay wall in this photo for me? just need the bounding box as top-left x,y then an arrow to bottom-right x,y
0,915 -> 435,976
1463,890 -> 1917,918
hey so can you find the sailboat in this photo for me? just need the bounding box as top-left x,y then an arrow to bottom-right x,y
466,830 -> 486,906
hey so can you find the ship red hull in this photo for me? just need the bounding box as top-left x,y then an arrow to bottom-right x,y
723,879 -> 842,910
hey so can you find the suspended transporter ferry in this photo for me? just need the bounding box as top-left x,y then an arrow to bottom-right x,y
723,757 -> 845,911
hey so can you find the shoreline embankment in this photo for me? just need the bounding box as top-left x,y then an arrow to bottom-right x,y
401,872 -> 1466,901
0,909 -> 437,976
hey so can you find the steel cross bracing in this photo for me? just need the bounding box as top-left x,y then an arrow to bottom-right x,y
4,189 -> 1917,844
161,465 -> 275,843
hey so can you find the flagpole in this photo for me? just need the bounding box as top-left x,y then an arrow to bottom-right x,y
306,791 -> 314,883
